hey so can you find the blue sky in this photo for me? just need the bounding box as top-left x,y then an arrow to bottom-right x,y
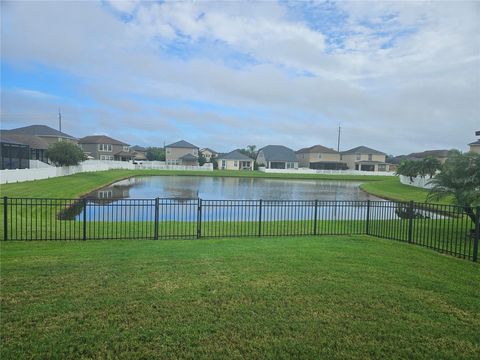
1,0 -> 479,154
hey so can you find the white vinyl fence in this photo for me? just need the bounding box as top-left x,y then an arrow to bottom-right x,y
0,160 -> 213,184
399,175 -> 434,189
258,167 -> 395,176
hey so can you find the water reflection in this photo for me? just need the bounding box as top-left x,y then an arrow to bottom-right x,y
84,176 -> 381,201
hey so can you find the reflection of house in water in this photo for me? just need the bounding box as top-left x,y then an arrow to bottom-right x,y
86,177 -> 145,203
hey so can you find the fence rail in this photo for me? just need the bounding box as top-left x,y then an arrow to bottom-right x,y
1,197 -> 478,262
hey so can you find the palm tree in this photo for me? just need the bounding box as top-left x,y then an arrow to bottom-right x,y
427,150 -> 480,225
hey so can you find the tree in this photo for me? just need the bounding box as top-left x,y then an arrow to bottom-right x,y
45,141 -> 86,167
146,147 -> 165,161
419,157 -> 442,178
428,150 -> 480,225
198,153 -> 207,166
395,160 -> 422,182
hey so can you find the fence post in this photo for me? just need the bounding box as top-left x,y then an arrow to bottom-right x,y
258,199 -> 263,236
473,207 -> 479,262
82,198 -> 87,241
197,198 -> 202,239
407,201 -> 414,243
365,200 -> 371,235
154,198 -> 159,240
3,196 -> 7,241
313,200 -> 318,235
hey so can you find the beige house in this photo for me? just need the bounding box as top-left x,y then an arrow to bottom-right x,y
130,145 -> 148,161
217,150 -> 254,170
200,148 -> 218,162
256,145 -> 298,169
340,146 -> 387,172
469,131 -> 480,153
165,140 -> 199,165
296,144 -> 347,169
78,135 -> 133,161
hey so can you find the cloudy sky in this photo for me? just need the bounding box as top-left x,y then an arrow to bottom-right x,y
1,0 -> 479,155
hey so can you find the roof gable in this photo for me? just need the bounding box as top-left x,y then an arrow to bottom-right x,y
258,145 -> 297,162
341,146 -> 386,156
166,140 -> 198,149
296,144 -> 338,154
78,135 -> 128,146
4,124 -> 76,140
218,150 -> 253,161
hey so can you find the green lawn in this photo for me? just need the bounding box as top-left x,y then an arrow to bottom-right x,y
1,236 -> 479,359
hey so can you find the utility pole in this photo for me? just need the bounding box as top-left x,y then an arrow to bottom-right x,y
337,125 -> 341,152
58,109 -> 62,133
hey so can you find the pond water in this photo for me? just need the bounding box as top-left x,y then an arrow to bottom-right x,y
68,176 -> 392,222
86,176 -> 382,201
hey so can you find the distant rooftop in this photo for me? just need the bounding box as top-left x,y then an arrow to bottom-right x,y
341,146 -> 386,156
78,135 -> 128,146
166,140 -> 198,149
297,144 -> 338,154
218,150 -> 253,161
3,124 -> 76,140
258,145 -> 297,162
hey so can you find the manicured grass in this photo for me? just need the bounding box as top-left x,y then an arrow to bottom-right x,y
1,236 -> 479,359
360,177 -> 450,204
0,169 -> 392,199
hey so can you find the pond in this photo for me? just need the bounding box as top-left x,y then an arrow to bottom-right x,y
86,176 -> 382,201
67,176 -> 395,222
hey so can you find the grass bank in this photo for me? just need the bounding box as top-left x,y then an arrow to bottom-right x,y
1,235 -> 479,359
0,169 -> 429,202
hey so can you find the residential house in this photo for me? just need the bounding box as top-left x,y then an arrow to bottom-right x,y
200,148 -> 218,162
165,140 -> 199,166
217,150 -> 254,170
296,144 -> 347,170
0,133 -> 30,169
2,124 -> 77,163
130,145 -> 148,161
469,131 -> 480,154
256,145 -> 298,169
78,135 -> 133,161
340,146 -> 387,172
394,149 -> 451,164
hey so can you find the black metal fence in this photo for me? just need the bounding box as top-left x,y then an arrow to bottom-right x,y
1,197 -> 479,262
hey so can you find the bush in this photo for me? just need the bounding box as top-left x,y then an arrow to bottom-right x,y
45,141 -> 87,167
146,147 -> 165,161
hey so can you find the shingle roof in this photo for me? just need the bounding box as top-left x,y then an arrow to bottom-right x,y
179,153 -> 198,161
469,140 -> 480,146
131,145 -> 147,151
166,140 -> 198,149
4,124 -> 76,140
200,147 -> 218,154
218,150 -> 253,161
0,133 -> 30,146
78,135 -> 128,146
406,149 -> 450,158
296,144 -> 338,154
341,146 -> 386,156
114,150 -> 133,157
258,145 -> 297,162
0,131 -> 49,149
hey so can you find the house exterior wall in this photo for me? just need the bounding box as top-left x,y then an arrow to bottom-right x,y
469,144 -> 480,154
38,136 -> 78,147
341,153 -> 386,170
166,147 -> 199,164
219,159 -> 253,170
80,143 -> 128,160
296,152 -> 341,167
201,149 -> 216,162
256,151 -> 267,167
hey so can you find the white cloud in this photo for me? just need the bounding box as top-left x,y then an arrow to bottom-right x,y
1,0 -> 479,154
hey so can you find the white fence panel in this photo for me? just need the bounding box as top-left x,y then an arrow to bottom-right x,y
399,175 -> 434,189
0,160 -> 213,184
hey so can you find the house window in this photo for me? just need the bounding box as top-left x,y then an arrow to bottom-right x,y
234,161 -> 238,167
378,164 -> 387,171
318,154 -> 322,159
100,155 -> 113,160
356,153 -> 361,160
368,154 -> 373,161
221,160 -> 226,169
98,144 -> 112,152
286,162 -> 295,169
123,146 -> 129,152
